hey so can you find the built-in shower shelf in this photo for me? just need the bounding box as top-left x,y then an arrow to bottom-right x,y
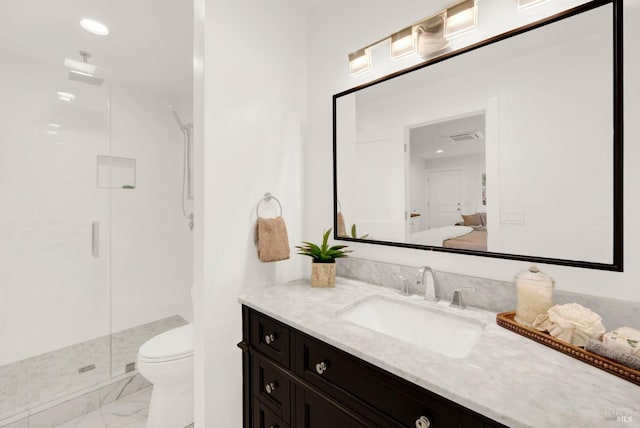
97,155 -> 136,189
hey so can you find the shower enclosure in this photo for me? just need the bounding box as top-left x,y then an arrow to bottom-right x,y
0,3 -> 193,425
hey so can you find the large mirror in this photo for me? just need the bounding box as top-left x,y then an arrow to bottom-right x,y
334,1 -> 622,271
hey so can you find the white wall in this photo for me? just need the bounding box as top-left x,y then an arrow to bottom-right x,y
0,51 -> 193,365
306,0 -> 640,302
410,156 -> 428,232
194,0 -> 307,425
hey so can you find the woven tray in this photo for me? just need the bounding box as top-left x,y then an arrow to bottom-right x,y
496,311 -> 640,387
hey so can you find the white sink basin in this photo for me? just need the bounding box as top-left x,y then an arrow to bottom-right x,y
337,296 -> 484,358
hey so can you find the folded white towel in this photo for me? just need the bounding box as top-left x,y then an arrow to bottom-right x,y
603,327 -> 640,357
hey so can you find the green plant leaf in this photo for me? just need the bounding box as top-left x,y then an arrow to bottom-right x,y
321,229 -> 331,254
296,227 -> 350,261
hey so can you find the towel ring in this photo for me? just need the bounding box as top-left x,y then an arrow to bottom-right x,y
256,193 -> 283,218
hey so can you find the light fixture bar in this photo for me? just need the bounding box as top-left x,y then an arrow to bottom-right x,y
445,0 -> 477,39
348,48 -> 372,76
347,0 -> 479,76
390,27 -> 416,60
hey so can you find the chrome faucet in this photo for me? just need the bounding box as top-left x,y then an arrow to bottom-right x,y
450,287 -> 478,310
395,274 -> 411,296
417,266 -> 438,302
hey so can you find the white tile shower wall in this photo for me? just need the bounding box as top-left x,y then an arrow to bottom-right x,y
305,0 -> 640,303
194,0 -> 307,426
0,51 -> 193,365
110,85 -> 193,331
0,50 -> 111,366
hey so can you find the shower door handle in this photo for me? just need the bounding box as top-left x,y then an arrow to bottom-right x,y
92,222 -> 99,258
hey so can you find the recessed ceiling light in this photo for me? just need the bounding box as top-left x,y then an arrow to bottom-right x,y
436,149 -> 444,153
80,19 -> 109,36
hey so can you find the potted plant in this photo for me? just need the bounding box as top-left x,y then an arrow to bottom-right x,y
296,228 -> 351,287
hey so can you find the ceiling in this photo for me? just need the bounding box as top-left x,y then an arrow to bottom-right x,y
0,0 -> 193,103
410,114 -> 486,159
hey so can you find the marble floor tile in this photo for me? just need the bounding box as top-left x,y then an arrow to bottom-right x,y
100,388 -> 151,428
53,410 -> 106,428
53,387 -> 152,428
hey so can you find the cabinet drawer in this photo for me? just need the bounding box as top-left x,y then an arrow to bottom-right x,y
296,335 -> 463,428
253,398 -> 289,428
252,355 -> 291,423
251,310 -> 291,368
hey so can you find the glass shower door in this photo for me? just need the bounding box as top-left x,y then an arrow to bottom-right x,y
0,52 -> 112,419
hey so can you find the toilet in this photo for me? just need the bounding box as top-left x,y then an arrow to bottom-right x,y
137,323 -> 194,428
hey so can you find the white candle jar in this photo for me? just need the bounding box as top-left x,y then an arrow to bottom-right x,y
514,265 -> 554,326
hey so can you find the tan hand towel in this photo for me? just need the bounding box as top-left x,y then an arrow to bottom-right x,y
337,212 -> 347,237
256,216 -> 290,262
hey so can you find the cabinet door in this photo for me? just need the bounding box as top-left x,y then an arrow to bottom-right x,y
295,385 -> 365,428
253,398 -> 289,428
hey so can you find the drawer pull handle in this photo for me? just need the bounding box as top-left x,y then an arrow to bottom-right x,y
265,381 -> 278,394
415,416 -> 431,428
264,333 -> 276,344
315,361 -> 328,375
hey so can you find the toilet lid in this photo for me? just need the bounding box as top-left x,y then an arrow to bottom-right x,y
138,324 -> 193,362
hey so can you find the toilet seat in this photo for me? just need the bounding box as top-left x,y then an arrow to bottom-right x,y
138,324 -> 193,363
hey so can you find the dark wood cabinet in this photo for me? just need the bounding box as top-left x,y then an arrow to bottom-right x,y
295,386 -> 365,428
239,306 -> 506,428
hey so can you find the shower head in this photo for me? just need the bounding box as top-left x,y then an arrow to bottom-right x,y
64,53 -> 105,86
67,69 -> 105,86
164,100 -> 191,131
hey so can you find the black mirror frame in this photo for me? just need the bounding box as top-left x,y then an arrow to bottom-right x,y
333,0 -> 623,272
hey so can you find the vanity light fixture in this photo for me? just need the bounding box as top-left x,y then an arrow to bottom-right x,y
445,0 -> 477,39
80,19 -> 109,36
348,48 -> 372,76
48,123 -> 61,128
46,130 -> 59,136
390,27 -> 416,60
436,149 -> 444,154
56,91 -> 75,102
517,0 -> 550,10
416,13 -> 449,58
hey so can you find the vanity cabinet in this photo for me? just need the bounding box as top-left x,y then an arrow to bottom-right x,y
239,306 -> 505,428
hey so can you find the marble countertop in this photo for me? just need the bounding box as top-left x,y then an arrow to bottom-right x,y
239,277 -> 640,428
